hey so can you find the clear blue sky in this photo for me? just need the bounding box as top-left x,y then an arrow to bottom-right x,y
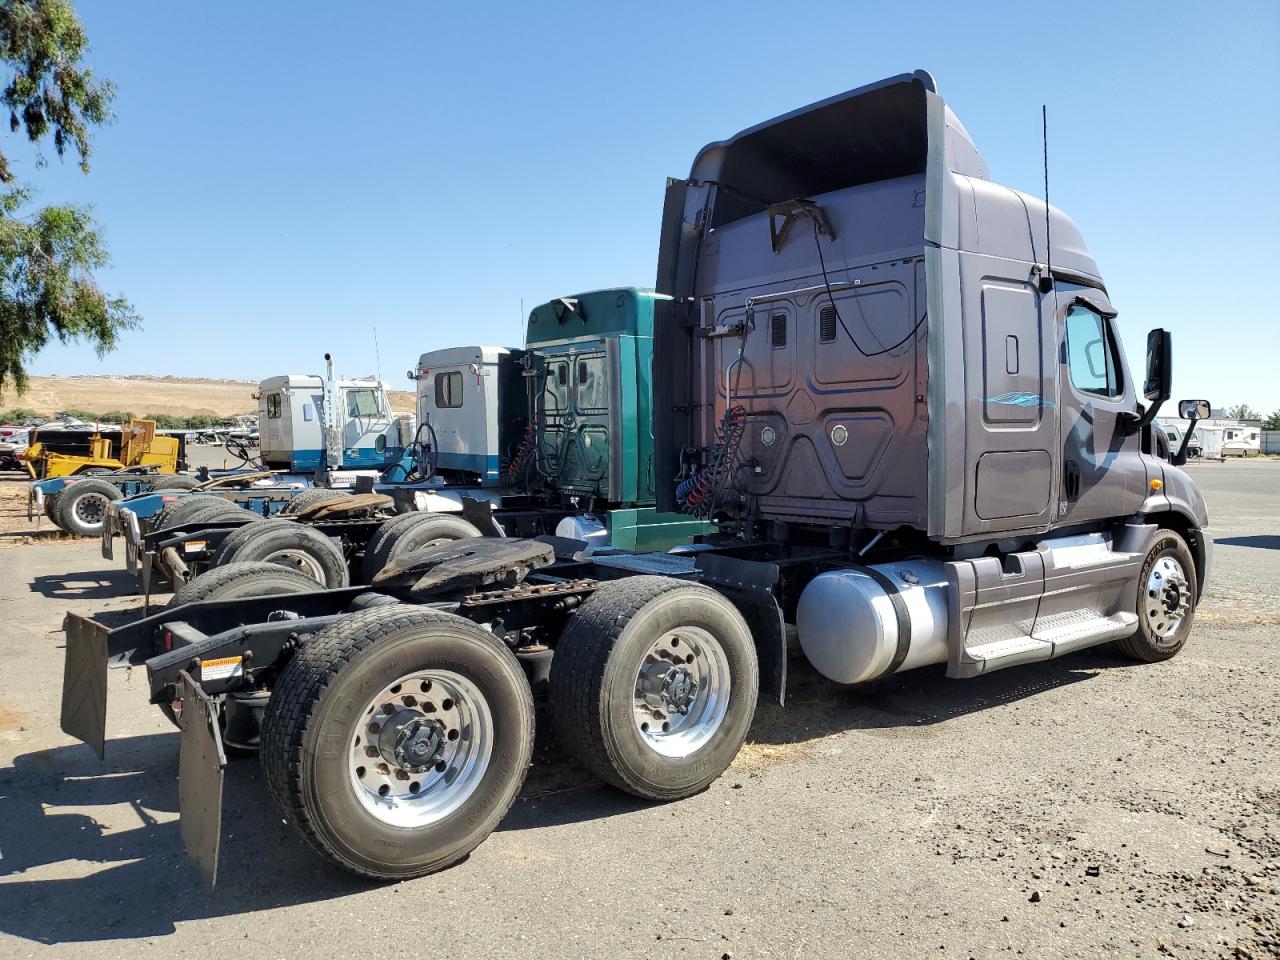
18,0 -> 1280,413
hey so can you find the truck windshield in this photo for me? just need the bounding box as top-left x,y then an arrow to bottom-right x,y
346,389 -> 381,417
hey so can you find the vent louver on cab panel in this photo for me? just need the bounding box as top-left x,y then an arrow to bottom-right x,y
819,304 -> 837,343
770,312 -> 787,348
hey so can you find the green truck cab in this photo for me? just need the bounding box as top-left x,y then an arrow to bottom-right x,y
519,288 -> 712,550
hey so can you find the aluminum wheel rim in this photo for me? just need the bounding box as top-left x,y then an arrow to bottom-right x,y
349,669 -> 493,828
259,548 -> 325,583
632,626 -> 731,758
74,493 -> 108,527
1144,555 -> 1191,640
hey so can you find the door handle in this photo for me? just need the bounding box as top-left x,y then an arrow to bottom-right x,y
1064,459 -> 1081,501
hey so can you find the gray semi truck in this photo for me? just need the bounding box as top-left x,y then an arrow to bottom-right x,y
58,70 -> 1210,886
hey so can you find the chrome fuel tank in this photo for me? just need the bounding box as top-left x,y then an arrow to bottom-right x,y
795,559 -> 949,684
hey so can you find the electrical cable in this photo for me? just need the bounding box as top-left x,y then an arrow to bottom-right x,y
811,220 -> 927,357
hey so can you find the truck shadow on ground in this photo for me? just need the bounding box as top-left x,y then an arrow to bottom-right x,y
30,567 -> 145,601
1216,534 -> 1280,551
0,646 -> 1131,944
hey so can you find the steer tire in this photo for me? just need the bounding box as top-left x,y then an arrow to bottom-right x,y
1116,529 -> 1199,663
548,576 -> 758,801
361,513 -> 482,583
212,518 -> 349,587
167,560 -> 323,610
55,479 -> 123,537
259,605 -> 535,880
43,493 -> 60,523
282,488 -> 348,515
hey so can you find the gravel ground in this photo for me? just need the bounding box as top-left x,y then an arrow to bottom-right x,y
0,461 -> 1275,959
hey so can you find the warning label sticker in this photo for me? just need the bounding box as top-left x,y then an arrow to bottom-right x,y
200,655 -> 243,683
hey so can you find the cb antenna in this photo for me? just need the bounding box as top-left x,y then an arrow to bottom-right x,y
373,325 -> 382,381
1040,104 -> 1053,294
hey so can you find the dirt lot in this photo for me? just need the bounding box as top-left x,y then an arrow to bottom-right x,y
3,374 -> 413,418
0,462 -> 1275,959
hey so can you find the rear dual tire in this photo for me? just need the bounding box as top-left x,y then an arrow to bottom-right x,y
260,607 -> 534,880
281,488 -> 348,515
155,494 -> 247,531
361,513 -> 482,583
167,560 -> 323,610
150,475 -> 199,492
212,518 -> 349,587
548,576 -> 758,801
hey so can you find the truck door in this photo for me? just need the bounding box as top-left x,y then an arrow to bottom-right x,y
569,349 -> 611,493
536,348 -> 611,496
958,264 -> 1060,535
263,392 -> 285,454
1055,294 -> 1146,524
341,386 -> 390,466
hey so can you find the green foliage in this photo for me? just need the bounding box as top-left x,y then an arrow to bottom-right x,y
0,0 -> 113,182
1263,410 -> 1280,431
1225,404 -> 1261,422
0,404 -> 243,429
0,186 -> 138,395
0,1 -> 135,398
143,412 -> 185,429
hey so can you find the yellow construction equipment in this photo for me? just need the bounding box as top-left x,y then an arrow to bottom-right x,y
22,420 -> 183,479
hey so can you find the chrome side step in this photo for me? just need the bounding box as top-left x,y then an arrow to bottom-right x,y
946,525 -> 1154,678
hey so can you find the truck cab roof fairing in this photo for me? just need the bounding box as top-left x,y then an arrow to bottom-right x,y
688,70 -> 941,230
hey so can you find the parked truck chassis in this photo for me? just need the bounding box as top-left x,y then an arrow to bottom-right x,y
58,70 -> 1213,887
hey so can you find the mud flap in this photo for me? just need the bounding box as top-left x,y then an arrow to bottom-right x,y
695,553 -> 788,706
177,670 -> 227,889
60,613 -> 109,760
461,495 -> 504,537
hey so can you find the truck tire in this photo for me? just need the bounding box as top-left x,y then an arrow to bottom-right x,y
155,494 -> 231,530
548,576 -> 758,801
149,475 -> 199,492
281,488 -> 348,515
167,560 -> 323,609
43,493 -> 60,523
55,479 -> 123,537
1116,529 -> 1199,663
212,519 -> 349,587
259,605 -> 535,880
183,502 -> 256,529
361,513 -> 482,583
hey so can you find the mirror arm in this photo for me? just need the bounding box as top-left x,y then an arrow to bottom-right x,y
1171,416 -> 1200,467
1118,399 -> 1163,437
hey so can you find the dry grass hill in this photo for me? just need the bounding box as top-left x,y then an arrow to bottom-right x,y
4,375 -> 415,418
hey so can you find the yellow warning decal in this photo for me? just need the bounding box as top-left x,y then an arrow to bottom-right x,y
200,655 -> 243,682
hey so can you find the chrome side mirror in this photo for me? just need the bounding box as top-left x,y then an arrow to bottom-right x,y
1178,399 -> 1210,421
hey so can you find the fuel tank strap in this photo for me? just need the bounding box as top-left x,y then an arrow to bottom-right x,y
857,565 -> 912,678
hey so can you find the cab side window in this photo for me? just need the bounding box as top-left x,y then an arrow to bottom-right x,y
435,372 -> 462,409
1065,304 -> 1122,398
266,394 -> 282,419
